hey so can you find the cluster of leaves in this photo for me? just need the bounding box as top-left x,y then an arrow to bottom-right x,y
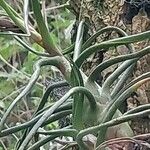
0,0 -> 150,150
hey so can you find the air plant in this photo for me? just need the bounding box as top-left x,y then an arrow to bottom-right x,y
0,0 -> 150,150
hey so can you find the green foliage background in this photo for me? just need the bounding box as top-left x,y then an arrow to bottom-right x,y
0,1 -> 74,149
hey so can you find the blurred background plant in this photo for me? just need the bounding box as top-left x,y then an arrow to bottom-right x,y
0,0 -> 74,149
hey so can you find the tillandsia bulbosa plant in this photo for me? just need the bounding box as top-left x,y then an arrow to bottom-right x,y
0,0 -> 150,150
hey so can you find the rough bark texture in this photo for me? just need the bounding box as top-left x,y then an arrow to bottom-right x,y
69,0 -> 150,134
